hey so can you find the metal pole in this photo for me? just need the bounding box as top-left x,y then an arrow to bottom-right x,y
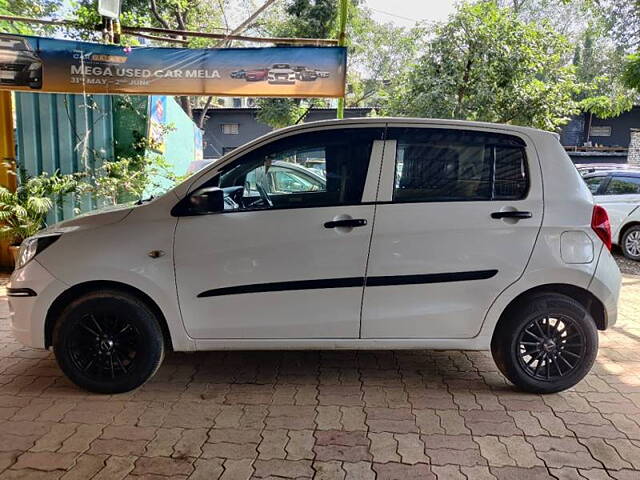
336,0 -> 348,119
0,91 -> 16,267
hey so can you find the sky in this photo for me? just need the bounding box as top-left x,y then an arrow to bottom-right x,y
364,0 -> 458,27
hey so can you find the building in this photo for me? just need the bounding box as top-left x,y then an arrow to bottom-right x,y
195,107 -> 372,160
560,107 -> 640,164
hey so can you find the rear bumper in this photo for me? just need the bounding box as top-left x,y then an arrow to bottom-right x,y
588,248 -> 621,329
8,259 -> 67,349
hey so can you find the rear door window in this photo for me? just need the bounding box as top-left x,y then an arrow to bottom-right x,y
603,176 -> 640,195
388,128 -> 528,202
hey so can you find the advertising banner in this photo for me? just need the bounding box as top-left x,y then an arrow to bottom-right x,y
0,33 -> 346,97
148,95 -> 168,152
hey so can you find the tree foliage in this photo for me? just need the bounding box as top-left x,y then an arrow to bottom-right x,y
603,0 -> 640,49
0,165 -> 82,245
0,0 -> 63,35
382,2 -> 579,130
345,10 -> 426,108
72,0 -> 226,44
255,98 -> 310,129
262,0 -> 338,39
573,27 -> 635,118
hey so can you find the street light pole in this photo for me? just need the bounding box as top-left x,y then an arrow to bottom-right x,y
336,0 -> 348,119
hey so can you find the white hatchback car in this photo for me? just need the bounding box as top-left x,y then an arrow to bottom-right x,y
584,170 -> 640,260
8,119 -> 621,394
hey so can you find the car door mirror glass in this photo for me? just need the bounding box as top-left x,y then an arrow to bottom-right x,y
189,187 -> 225,213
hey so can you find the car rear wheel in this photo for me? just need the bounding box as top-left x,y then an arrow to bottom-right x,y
491,293 -> 598,394
621,225 -> 640,261
53,289 -> 165,394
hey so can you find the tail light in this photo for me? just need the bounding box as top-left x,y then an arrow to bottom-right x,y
591,205 -> 611,251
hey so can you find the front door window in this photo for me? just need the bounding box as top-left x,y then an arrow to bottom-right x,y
218,128 -> 382,210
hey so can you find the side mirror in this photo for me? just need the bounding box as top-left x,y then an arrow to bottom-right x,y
189,187 -> 225,213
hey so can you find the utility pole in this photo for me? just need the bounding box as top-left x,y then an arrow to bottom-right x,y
98,0 -> 121,43
336,0 -> 348,119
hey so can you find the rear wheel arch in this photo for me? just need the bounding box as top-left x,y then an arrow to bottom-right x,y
618,221 -> 640,245
494,283 -> 606,334
45,280 -> 173,351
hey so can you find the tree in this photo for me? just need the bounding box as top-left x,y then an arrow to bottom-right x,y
602,0 -> 640,49
501,0 -> 636,120
345,10 -> 426,108
0,0 -> 63,35
382,2 -> 578,131
255,98 -> 314,129
498,0 -> 597,39
261,0 -> 338,39
73,0 -> 227,44
573,27 -> 636,119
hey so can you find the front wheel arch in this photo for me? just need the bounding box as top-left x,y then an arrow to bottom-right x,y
45,281 -> 173,351
493,283 -> 606,335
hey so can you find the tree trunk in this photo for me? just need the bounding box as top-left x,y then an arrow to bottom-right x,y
178,96 -> 193,119
198,97 -> 214,129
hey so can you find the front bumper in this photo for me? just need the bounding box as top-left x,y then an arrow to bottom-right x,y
268,75 -> 295,84
588,248 -> 621,329
8,259 -> 67,349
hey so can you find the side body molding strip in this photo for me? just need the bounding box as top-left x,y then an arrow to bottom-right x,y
197,270 -> 498,298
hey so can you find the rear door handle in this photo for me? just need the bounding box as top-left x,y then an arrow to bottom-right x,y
491,211 -> 532,219
324,218 -> 368,229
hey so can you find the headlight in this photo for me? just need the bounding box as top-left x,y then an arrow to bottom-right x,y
15,235 -> 60,270
28,63 -> 41,71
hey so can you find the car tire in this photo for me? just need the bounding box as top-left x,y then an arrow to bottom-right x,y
491,293 -> 598,394
53,289 -> 165,394
621,225 -> 640,261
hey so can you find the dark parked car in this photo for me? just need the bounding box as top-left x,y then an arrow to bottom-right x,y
0,35 -> 42,89
230,69 -> 246,79
297,69 -> 318,81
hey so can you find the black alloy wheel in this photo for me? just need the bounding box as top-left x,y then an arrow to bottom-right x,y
53,289 -> 165,394
515,313 -> 586,381
491,293 -> 598,394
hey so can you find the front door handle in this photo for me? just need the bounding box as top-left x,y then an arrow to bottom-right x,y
324,218 -> 368,229
491,211 -> 532,219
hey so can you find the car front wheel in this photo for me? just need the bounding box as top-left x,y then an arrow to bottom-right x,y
53,289 -> 165,394
621,225 -> 640,261
491,293 -> 598,394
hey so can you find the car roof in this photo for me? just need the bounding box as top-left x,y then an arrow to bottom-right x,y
267,117 -> 558,138
584,170 -> 640,178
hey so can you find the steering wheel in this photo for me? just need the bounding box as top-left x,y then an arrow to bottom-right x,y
256,182 -> 273,208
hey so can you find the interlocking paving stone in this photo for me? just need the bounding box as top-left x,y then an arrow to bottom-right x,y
0,272 -> 638,478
